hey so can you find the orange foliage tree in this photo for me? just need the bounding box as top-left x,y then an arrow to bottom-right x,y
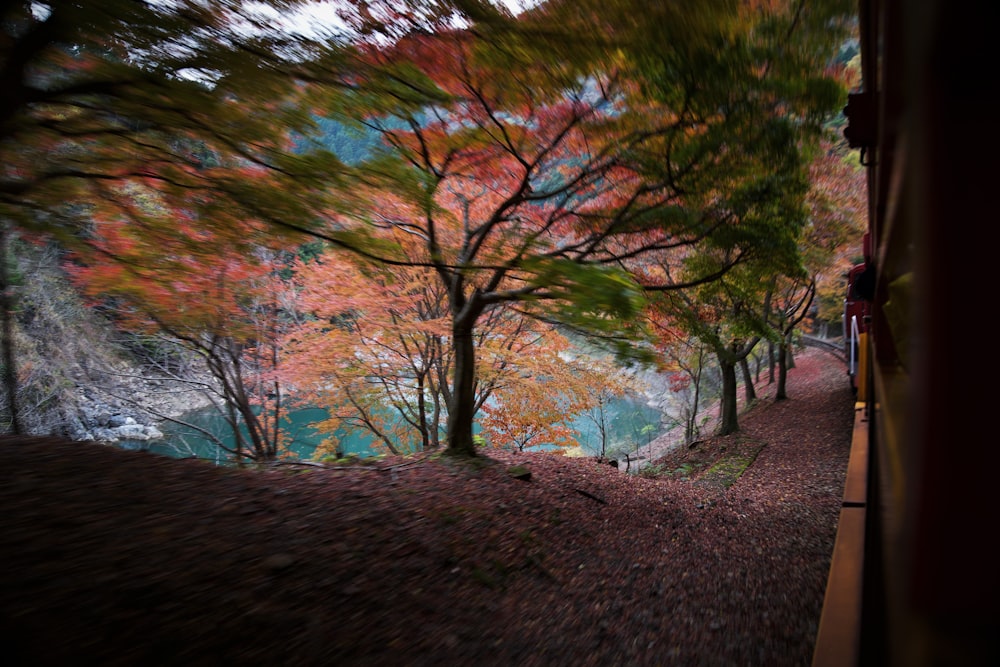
805,143 -> 868,332
0,0 -> 346,435
282,240 -> 646,456
68,202 -> 298,462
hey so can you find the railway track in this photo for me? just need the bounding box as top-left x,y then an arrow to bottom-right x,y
801,334 -> 847,364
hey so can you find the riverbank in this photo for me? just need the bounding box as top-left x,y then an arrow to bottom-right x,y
67,364 -> 216,443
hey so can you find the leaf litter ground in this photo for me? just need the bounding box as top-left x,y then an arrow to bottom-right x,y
0,347 -> 854,666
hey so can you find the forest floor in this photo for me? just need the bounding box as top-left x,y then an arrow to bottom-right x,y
0,347 -> 855,666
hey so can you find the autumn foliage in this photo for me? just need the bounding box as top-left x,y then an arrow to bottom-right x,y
5,0 -> 860,458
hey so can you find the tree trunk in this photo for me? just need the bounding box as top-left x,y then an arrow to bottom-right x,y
596,401 -> 609,457
685,358 -> 703,444
0,223 -> 21,434
767,340 -> 776,384
416,373 -> 430,452
775,336 -> 789,400
446,317 -> 478,457
740,357 -> 756,402
718,357 -> 739,435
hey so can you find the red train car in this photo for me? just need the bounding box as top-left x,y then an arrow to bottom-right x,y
843,234 -> 873,393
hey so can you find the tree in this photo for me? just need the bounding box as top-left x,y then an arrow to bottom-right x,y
67,211 -> 300,462
603,0 -> 857,433
764,138 -> 866,399
299,26 -> 654,457
0,223 -> 21,432
670,340 -> 714,445
569,355 -> 650,459
286,0 -> 854,457
281,246 -> 453,456
283,244 -> 636,457
0,0 -> 347,433
648,248 -> 786,436
476,352 -> 586,454
739,352 -> 758,404
768,274 -> 815,400
803,141 -> 868,333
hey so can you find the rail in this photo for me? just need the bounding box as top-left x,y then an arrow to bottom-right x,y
812,400 -> 869,666
800,334 -> 847,364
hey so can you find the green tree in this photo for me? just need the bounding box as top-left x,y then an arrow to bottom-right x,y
767,274 -> 814,400
608,0 -> 854,434
651,263 -> 765,436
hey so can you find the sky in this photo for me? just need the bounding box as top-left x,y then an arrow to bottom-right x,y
275,0 -> 536,39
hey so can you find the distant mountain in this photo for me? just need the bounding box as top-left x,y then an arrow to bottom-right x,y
302,117 -> 382,165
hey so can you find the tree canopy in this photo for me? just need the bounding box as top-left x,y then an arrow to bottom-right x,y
3,0 -> 858,455
279,0 -> 855,454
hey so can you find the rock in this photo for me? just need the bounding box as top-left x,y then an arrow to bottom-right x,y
114,424 -> 159,441
107,414 -> 136,428
90,427 -> 118,442
507,465 -> 532,481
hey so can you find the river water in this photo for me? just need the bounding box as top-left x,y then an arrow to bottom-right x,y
122,398 -> 664,464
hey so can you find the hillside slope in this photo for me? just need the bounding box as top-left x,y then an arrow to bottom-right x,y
0,347 -> 853,666
3,239 -> 211,440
